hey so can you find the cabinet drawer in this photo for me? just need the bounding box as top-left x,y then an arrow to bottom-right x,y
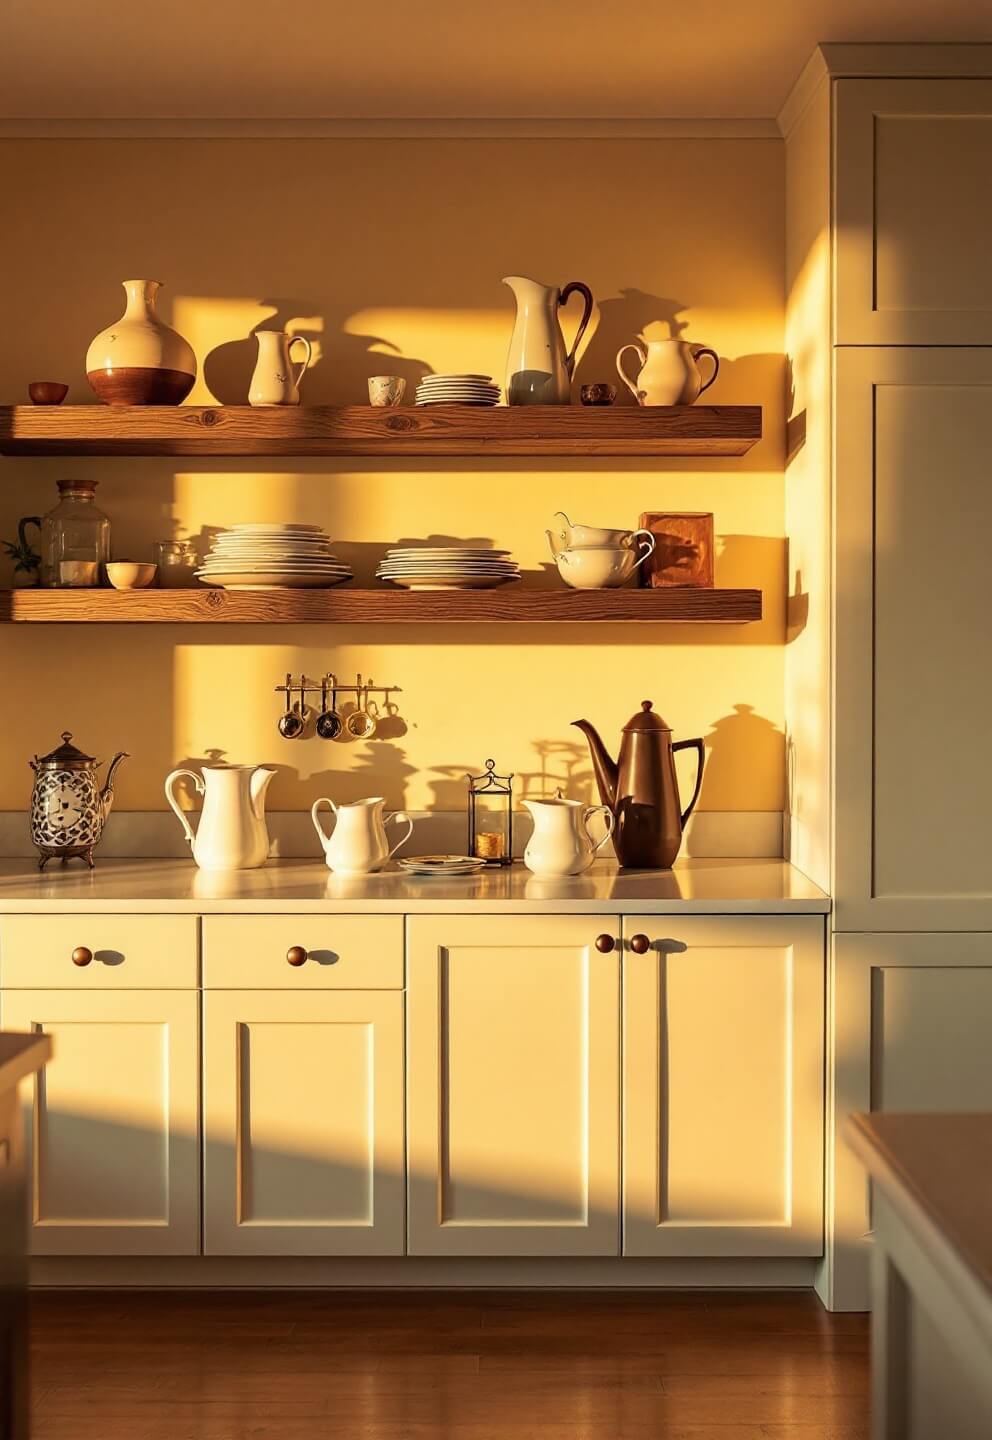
0,915 -> 198,988
202,916 -> 403,989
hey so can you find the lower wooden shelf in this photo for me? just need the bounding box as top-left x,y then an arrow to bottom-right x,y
0,587 -> 762,624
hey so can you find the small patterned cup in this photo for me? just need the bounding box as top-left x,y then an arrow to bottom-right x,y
368,376 -> 406,407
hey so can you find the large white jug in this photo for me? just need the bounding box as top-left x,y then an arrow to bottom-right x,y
311,796 -> 414,874
165,763 -> 276,870
523,796 -> 614,877
502,275 -> 593,405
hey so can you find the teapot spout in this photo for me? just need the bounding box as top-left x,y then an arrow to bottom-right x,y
249,766 -> 277,821
100,751 -> 130,815
571,719 -> 618,810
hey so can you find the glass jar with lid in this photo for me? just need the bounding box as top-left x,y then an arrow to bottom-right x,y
22,480 -> 111,588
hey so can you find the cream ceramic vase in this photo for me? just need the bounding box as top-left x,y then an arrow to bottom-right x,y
86,280 -> 196,405
311,797 -> 414,875
502,275 -> 594,405
164,764 -> 276,870
249,330 -> 313,406
616,338 -> 720,406
523,796 -> 615,877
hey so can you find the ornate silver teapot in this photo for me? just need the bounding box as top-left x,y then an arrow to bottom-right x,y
29,732 -> 128,870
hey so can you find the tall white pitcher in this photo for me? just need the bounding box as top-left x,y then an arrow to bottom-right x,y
502,276 -> 593,405
165,763 -> 276,870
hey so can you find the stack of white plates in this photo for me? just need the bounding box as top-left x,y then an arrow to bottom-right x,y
398,855 -> 486,877
196,524 -> 353,590
376,547 -> 520,591
415,373 -> 501,406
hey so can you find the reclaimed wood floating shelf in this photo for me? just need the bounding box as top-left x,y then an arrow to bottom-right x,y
0,404 -> 762,457
0,588 -> 762,625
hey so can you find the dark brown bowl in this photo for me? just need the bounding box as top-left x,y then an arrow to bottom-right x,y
580,383 -> 617,407
28,381 -> 69,406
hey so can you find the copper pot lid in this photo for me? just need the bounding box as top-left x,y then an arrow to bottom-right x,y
33,732 -> 97,769
622,700 -> 671,733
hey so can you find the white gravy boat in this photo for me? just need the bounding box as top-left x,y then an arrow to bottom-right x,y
311,796 -> 414,874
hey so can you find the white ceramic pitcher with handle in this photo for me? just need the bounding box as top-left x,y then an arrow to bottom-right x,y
164,763 -> 276,870
311,796 -> 414,874
522,796 -> 615,877
248,329 -> 313,406
616,338 -> 719,406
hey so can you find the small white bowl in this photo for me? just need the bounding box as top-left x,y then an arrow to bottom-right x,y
555,546 -> 638,589
106,561 -> 158,590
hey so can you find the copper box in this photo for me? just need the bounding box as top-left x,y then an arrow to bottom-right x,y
638,512 -> 715,588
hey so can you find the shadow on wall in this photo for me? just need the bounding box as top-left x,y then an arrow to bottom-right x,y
203,297 -> 433,405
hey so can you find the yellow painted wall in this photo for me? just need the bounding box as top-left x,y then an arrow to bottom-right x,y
0,138 -> 785,815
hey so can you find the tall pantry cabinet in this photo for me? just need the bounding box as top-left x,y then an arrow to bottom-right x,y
782,47 -> 992,1309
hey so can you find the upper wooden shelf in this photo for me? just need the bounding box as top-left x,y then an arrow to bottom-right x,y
0,587 -> 762,625
0,404 -> 762,458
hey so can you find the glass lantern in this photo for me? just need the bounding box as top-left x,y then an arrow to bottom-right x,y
466,758 -> 514,866
30,480 -> 111,588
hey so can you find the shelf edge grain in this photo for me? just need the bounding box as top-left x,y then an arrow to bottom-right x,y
0,588 -> 763,624
0,404 -> 763,457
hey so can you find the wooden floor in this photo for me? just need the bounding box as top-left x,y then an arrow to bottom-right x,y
30,1290 -> 870,1440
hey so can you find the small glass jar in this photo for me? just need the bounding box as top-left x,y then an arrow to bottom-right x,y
33,480 -> 111,588
153,539 -> 200,588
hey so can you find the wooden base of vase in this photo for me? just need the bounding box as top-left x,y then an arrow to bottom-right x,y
86,368 -> 195,406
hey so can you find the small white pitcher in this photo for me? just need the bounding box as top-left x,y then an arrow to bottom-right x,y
311,796 -> 414,874
523,796 -> 615,877
249,330 -> 313,406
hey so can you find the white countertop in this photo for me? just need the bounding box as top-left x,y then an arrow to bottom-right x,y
0,857 -> 829,914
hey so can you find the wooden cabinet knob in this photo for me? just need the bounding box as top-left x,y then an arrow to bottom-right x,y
629,933 -> 651,954
71,946 -> 93,967
286,946 -> 308,967
594,933 -> 616,954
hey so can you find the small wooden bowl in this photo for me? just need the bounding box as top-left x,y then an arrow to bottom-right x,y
28,381 -> 69,406
580,383 -> 617,407
106,562 -> 158,590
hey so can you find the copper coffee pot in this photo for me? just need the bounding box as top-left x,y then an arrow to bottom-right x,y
572,702 -> 704,869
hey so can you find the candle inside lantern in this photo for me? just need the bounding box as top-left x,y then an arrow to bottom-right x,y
475,831 -> 506,861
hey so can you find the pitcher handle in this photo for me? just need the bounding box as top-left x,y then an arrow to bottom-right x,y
559,282 -> 594,379
164,769 -> 204,848
692,347 -> 720,398
584,804 -> 616,856
384,810 -> 414,861
18,517 -> 42,553
630,529 -> 657,570
672,739 -> 705,827
289,336 -> 313,390
616,343 -> 646,403
310,797 -> 337,854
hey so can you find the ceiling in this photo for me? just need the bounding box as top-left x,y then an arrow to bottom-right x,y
3,0 -> 992,121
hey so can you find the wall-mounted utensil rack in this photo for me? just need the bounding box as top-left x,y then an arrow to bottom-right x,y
0,588 -> 763,624
0,404 -> 762,457
274,673 -> 402,703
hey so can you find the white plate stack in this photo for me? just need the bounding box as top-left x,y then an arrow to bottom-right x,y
376,547 -> 520,591
196,524 -> 354,590
398,855 -> 486,877
415,373 -> 501,406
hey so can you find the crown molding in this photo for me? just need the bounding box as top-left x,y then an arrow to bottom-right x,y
0,116 -> 781,140
777,47 -> 830,139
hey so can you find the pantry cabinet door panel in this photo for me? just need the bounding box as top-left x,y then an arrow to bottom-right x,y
203,990 -> 404,1256
835,79 -> 992,343
835,348 -> 992,930
407,916 -> 620,1256
623,916 -> 824,1257
1,989 -> 198,1256
827,933 -> 992,1311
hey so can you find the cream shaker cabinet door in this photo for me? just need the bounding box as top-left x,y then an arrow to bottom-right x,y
1,989 -> 199,1256
203,990 -> 404,1256
407,915 -> 620,1257
834,348 -> 992,931
825,932 -> 992,1312
623,916 -> 824,1258
835,79 -> 992,344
